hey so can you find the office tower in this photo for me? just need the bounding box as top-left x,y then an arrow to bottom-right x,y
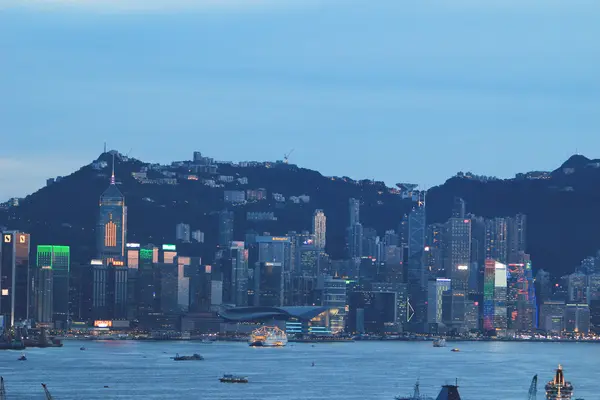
176,256 -> 191,312
452,197 -> 466,219
362,228 -> 379,258
568,272 -> 587,303
349,198 -> 360,226
425,223 -> 445,277
427,278 -> 451,325
125,243 -> 141,269
230,241 -> 249,306
136,245 -> 158,317
384,230 -> 399,247
447,217 -> 471,292
507,214 -> 527,264
97,158 -> 127,265
297,244 -> 320,276
485,218 -> 508,264
539,301 -> 565,332
564,304 -> 590,333
34,264 -> 53,325
218,210 -> 234,247
408,197 -> 426,259
36,245 -> 70,325
507,257 -> 536,331
175,223 -> 191,243
483,260 -> 508,332
91,259 -> 109,320
312,209 -> 327,250
255,262 -> 284,306
347,223 -> 363,259
1,231 -> 30,326
398,214 -> 409,249
256,236 -> 290,268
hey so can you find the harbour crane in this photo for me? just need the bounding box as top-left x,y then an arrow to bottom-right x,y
42,383 -> 54,400
528,375 -> 537,400
283,149 -> 294,164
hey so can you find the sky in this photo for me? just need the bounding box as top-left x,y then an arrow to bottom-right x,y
1,0 -> 599,200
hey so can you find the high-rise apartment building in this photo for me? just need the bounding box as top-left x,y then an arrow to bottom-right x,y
230,241 -> 249,306
97,159 -> 127,265
312,209 -> 327,250
1,231 -> 30,326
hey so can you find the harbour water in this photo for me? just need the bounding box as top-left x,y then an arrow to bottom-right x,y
0,340 -> 597,399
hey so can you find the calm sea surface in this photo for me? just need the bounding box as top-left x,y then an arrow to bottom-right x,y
0,340 -> 597,399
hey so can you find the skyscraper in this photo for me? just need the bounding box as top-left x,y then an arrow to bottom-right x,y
483,259 -> 508,332
218,210 -> 234,247
312,209 -> 327,250
408,198 -> 426,259
36,245 -> 70,325
349,198 -> 360,226
230,241 -> 249,306
447,217 -> 471,291
485,218 -> 508,264
97,157 -> 127,265
175,223 -> 191,243
1,231 -> 30,326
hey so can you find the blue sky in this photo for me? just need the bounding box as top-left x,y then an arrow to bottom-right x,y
1,0 -> 599,200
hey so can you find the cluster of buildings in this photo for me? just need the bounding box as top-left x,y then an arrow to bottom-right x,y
0,153 -> 597,338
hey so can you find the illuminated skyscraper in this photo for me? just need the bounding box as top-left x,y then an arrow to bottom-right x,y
485,218 -> 508,264
447,217 -> 471,292
483,259 -> 508,332
35,245 -> 70,325
1,231 -> 30,326
97,156 -> 127,265
312,209 -> 327,250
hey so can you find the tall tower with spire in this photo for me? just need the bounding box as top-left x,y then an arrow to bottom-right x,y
97,153 -> 127,264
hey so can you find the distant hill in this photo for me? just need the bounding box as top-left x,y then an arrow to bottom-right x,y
2,152 -> 599,278
0,152 -> 416,264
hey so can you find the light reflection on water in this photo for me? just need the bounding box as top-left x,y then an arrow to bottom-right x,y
0,340 -> 597,399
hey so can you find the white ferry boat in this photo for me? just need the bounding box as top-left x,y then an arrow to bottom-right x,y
249,326 -> 288,347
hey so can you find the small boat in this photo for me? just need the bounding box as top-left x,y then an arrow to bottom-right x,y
80,346 -> 86,350
18,354 -> 27,361
433,338 -> 446,348
220,374 -> 248,383
451,348 -> 460,352
173,353 -> 204,361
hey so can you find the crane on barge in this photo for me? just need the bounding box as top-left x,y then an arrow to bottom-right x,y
528,375 -> 537,400
42,383 -> 54,400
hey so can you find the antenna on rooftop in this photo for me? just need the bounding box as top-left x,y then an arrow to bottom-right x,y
110,153 -> 115,185
104,142 -> 107,154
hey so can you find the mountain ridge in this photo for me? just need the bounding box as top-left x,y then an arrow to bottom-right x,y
2,151 -> 600,278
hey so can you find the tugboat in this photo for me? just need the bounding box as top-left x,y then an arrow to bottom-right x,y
433,338 -> 446,348
545,365 -> 573,399
248,326 -> 288,347
395,380 -> 434,400
219,374 -> 248,383
17,353 -> 27,361
173,353 -> 204,361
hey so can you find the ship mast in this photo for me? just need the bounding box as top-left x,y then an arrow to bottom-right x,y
0,377 -> 6,400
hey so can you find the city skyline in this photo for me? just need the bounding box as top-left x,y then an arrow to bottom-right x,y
2,0 -> 600,200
